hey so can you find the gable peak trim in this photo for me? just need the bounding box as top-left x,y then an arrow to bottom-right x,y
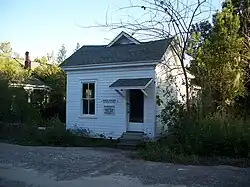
107,31 -> 140,47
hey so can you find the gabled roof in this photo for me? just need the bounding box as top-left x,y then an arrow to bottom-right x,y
60,32 -> 173,68
107,31 -> 140,47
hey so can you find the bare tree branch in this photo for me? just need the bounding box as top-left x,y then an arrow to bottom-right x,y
79,0 -> 214,110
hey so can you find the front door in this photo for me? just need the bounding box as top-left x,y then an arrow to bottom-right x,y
127,89 -> 144,132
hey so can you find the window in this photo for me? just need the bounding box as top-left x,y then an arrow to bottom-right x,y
82,82 -> 95,115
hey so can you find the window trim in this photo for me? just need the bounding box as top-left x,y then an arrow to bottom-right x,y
80,80 -> 97,118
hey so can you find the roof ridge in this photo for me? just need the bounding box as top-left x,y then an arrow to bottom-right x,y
81,38 -> 171,47
140,37 -> 173,43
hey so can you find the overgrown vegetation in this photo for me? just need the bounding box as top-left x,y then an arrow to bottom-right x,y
0,41 -> 115,147
137,0 -> 250,166
0,41 -> 66,123
138,100 -> 250,166
0,117 -> 116,147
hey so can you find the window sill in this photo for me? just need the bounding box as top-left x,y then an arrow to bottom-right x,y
79,115 -> 97,119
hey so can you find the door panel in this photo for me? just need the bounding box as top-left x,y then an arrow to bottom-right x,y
127,89 -> 144,132
129,89 -> 144,122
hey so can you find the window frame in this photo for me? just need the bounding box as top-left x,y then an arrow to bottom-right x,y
80,80 -> 97,117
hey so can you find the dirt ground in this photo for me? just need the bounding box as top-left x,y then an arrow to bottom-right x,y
0,143 -> 249,187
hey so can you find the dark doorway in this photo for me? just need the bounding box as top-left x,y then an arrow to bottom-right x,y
129,89 -> 144,123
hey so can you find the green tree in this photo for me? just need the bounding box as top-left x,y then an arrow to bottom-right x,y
222,0 -> 250,114
0,42 -> 28,84
33,57 -> 40,62
40,56 -> 47,64
34,56 -> 47,64
195,2 -> 245,109
0,42 -> 12,56
0,71 -> 38,124
57,44 -> 67,64
33,64 -> 65,91
188,21 -> 213,58
33,63 -> 66,122
223,0 -> 250,38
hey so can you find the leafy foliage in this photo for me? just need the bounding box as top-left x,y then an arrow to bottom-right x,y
33,63 -> 65,95
0,73 -> 40,124
0,42 -> 12,56
32,63 -> 66,122
139,1 -> 250,164
0,41 -> 66,124
190,3 -> 245,109
188,20 -> 213,57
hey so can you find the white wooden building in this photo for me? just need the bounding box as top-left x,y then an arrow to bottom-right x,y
60,31 -> 193,139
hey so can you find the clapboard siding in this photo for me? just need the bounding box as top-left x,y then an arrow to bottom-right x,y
155,48 -> 181,136
155,48 -> 191,137
66,65 -> 156,139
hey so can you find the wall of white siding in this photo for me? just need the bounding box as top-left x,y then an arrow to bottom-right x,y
155,47 -> 188,136
66,65 -> 156,139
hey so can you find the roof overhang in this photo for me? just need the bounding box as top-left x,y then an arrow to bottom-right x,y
61,60 -> 159,72
109,78 -> 153,97
110,78 -> 153,89
10,83 -> 49,90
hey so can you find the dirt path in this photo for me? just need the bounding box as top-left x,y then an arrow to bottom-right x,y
0,143 -> 249,187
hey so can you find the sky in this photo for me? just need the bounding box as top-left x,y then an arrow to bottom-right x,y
1,0 -> 222,59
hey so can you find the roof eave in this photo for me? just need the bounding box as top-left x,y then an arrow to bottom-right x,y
61,60 -> 160,71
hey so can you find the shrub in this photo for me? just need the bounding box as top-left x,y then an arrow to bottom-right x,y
164,111 -> 250,158
0,116 -> 116,148
0,73 -> 41,125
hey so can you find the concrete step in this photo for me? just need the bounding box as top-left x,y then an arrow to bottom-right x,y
117,132 -> 144,149
120,135 -> 143,141
124,131 -> 144,136
120,132 -> 144,139
119,138 -> 142,143
117,142 -> 138,150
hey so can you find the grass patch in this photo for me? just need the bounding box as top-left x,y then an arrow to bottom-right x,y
136,142 -> 250,167
0,122 -> 116,148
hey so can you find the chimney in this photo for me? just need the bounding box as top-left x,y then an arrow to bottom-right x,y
24,51 -> 31,69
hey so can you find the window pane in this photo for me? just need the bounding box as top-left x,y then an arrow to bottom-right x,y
82,99 -> 88,114
89,83 -> 95,98
82,83 -> 88,98
89,100 -> 95,115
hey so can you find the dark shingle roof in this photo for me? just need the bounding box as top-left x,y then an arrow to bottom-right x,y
60,38 -> 173,67
109,78 -> 152,88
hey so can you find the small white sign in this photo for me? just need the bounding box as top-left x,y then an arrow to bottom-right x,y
104,105 -> 115,115
103,99 -> 117,104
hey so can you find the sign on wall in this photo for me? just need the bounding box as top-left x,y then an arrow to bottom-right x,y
104,105 -> 115,115
102,99 -> 117,104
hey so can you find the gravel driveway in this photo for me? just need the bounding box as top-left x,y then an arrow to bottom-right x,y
0,143 -> 249,187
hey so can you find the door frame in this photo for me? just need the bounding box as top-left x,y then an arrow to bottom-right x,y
126,89 -> 144,132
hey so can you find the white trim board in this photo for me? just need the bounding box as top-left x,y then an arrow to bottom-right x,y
62,61 -> 159,71
107,31 -> 140,47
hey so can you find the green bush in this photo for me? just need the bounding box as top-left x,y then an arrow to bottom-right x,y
0,73 -> 41,125
164,112 -> 250,158
137,141 -> 250,167
0,116 -> 116,148
143,97 -> 250,163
